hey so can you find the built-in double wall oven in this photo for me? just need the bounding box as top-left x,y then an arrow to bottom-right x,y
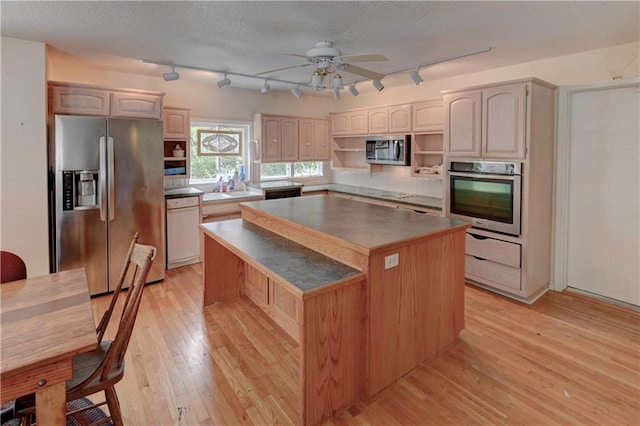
446,160 -> 522,236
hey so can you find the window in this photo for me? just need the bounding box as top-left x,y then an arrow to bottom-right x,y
260,162 -> 324,181
190,121 -> 250,182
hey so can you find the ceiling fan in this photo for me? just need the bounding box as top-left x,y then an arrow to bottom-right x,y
256,40 -> 388,90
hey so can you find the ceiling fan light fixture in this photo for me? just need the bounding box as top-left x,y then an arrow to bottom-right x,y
372,80 -> 384,92
163,66 -> 180,82
332,74 -> 343,90
333,88 -> 341,100
410,68 -> 423,85
348,84 -> 359,97
310,69 -> 323,89
291,86 -> 302,98
217,73 -> 231,88
260,80 -> 271,94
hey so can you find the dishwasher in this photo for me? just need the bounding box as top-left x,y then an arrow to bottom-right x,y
166,196 -> 201,269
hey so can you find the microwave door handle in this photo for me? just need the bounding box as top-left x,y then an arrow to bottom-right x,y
99,137 -> 107,221
107,136 -> 115,221
394,141 -> 400,160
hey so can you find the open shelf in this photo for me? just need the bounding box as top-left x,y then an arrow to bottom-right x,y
411,133 -> 444,178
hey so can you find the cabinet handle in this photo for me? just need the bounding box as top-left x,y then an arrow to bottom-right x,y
472,255 -> 487,261
469,233 -> 489,240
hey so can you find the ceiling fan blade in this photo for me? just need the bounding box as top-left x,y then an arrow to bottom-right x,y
343,64 -> 385,81
339,54 -> 388,62
256,62 -> 311,76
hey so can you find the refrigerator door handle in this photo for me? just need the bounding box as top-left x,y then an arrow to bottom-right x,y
107,136 -> 115,221
99,136 -> 107,221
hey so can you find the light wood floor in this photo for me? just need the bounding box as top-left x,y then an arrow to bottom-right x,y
91,263 -> 640,425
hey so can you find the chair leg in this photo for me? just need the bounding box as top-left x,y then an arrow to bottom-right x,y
104,386 -> 124,426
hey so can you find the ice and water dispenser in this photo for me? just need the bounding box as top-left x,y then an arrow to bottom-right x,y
62,170 -> 98,210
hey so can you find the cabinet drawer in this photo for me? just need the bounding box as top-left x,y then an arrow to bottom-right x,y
466,233 -> 521,268
466,255 -> 521,291
202,201 -> 241,216
245,265 -> 268,309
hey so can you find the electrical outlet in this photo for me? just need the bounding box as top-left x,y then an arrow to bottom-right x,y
384,253 -> 399,270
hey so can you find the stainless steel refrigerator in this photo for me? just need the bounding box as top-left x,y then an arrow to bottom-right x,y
49,115 -> 165,295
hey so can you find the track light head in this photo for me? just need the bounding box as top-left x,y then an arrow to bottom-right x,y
163,67 -> 180,82
348,84 -> 359,97
410,68 -> 423,85
291,86 -> 302,98
260,80 -> 271,94
217,74 -> 231,88
372,80 -> 384,92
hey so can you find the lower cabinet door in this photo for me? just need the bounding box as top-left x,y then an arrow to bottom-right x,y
244,265 -> 268,309
269,279 -> 300,342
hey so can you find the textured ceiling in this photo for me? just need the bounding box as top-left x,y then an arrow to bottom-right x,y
1,1 -> 638,92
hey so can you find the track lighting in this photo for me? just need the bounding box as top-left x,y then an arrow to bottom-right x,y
332,74 -> 343,90
333,88 -> 341,100
348,84 -> 359,97
291,86 -> 302,98
163,67 -> 180,82
410,68 -> 423,85
372,80 -> 384,92
260,80 -> 271,94
217,73 -> 231,88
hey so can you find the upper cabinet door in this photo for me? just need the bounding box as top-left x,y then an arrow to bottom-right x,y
298,119 -> 315,160
51,86 -> 110,116
368,108 -> 388,134
281,118 -> 299,161
444,90 -> 482,157
331,113 -> 349,136
412,100 -> 443,133
313,119 -> 330,160
349,111 -> 369,135
163,108 -> 190,140
388,105 -> 412,133
110,92 -> 162,119
482,83 -> 527,159
262,116 -> 282,162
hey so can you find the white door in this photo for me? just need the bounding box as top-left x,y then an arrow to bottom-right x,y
566,84 -> 639,306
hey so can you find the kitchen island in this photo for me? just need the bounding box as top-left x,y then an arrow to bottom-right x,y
200,195 -> 469,425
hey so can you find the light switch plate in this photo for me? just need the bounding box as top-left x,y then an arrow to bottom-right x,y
385,253 -> 399,269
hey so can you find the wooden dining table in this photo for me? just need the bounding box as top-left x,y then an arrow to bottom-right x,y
0,268 -> 98,425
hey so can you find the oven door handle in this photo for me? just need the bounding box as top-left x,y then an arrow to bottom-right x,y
448,171 -> 518,180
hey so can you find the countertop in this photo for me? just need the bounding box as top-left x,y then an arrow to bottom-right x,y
164,187 -> 204,198
202,190 -> 264,203
201,219 -> 362,293
241,195 -> 467,251
303,183 -> 443,211
246,180 -> 304,190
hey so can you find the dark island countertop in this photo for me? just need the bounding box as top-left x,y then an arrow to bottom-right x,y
200,219 -> 363,296
241,195 -> 467,252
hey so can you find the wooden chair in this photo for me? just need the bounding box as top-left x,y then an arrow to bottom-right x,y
15,232 -> 156,426
0,251 -> 27,283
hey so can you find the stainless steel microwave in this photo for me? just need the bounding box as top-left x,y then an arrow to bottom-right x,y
365,135 -> 410,166
446,160 -> 522,236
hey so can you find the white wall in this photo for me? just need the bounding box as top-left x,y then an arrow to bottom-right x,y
0,37 -> 49,277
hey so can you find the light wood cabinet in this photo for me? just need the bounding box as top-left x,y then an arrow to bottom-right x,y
255,114 -> 328,163
331,110 -> 368,136
48,81 -> 164,119
443,77 -> 557,303
368,105 -> 412,134
444,82 -> 528,159
269,278 -> 300,341
163,108 -> 190,140
163,107 -> 190,179
444,90 -> 482,157
298,119 -> 330,161
50,85 -> 110,116
412,100 -> 443,132
110,92 -> 162,119
244,264 -> 269,310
